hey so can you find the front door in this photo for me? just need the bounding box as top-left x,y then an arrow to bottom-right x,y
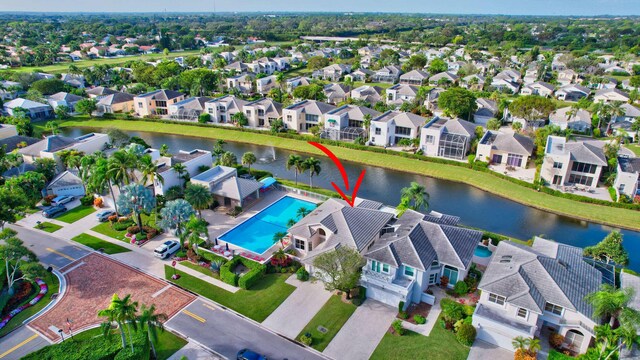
224,197 -> 231,206
428,273 -> 438,285
553,175 -> 563,185
443,266 -> 458,285
492,154 -> 503,164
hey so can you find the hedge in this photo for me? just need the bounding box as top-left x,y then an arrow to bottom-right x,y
199,249 -> 228,265
219,256 -> 267,289
78,117 -> 640,212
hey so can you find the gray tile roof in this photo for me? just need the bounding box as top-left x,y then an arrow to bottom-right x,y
565,142 -> 607,166
478,238 -> 603,320
619,157 -> 640,174
621,271 -> 640,311
97,92 -> 135,105
48,170 -> 83,188
480,131 -> 534,156
0,135 -> 39,152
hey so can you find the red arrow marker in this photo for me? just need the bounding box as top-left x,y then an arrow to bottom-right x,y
308,142 -> 366,207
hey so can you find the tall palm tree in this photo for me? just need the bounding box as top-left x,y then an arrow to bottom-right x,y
184,183 -> 213,218
171,163 -> 188,187
111,294 -> 139,353
586,285 -> 636,327
45,121 -> 60,135
241,152 -> 257,175
286,155 -> 304,185
400,182 -> 430,212
107,150 -> 137,186
98,294 -> 136,350
138,155 -> 164,192
273,231 -> 288,248
606,101 -> 626,135
303,157 -> 321,188
185,216 -> 210,246
363,114 -> 372,142
137,304 -> 168,359
296,206 -> 312,219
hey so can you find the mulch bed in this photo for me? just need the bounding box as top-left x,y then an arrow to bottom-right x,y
397,302 -> 431,324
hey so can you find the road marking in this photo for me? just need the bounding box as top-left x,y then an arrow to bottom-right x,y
46,248 -> 74,261
152,285 -> 172,298
202,303 -> 217,312
0,333 -> 39,358
182,310 -> 206,323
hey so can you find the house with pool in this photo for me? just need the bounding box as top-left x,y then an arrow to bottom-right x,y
288,198 -> 484,309
190,165 -> 263,208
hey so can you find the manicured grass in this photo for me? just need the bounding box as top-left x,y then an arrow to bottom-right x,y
56,205 -> 97,224
297,295 -> 357,351
36,221 -> 63,233
2,50 -> 203,74
370,316 -> 470,360
71,233 -> 131,254
277,178 -> 341,199
48,118 -> 640,230
180,260 -> 217,277
155,330 -> 189,360
626,144 -> 640,157
165,266 -> 295,322
0,272 -> 60,337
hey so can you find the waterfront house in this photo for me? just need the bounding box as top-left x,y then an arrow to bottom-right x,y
323,105 -> 380,141
614,156 -> 640,200
96,92 -> 135,114
190,165 -> 262,208
476,131 -> 534,168
150,148 -> 213,195
419,116 -> 477,160
549,107 -> 592,133
283,100 -> 336,133
243,98 -> 282,129
134,89 -> 185,117
204,95 -> 249,124
540,136 -> 607,189
369,110 -> 427,147
4,98 -> 53,120
168,97 -> 212,121
473,238 -> 602,354
19,133 -> 109,171
46,92 -> 83,113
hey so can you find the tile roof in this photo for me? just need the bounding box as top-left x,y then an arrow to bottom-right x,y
480,131 -> 534,156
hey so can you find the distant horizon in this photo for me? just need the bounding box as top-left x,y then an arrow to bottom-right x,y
2,0 -> 640,16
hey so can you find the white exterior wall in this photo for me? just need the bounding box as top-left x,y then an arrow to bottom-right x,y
369,120 -> 391,146
283,108 -> 304,132
155,152 -> 213,195
419,127 -> 442,157
614,169 -> 639,198
47,183 -> 85,197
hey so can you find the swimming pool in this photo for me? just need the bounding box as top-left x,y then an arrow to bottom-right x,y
474,245 -> 493,258
218,196 -> 317,254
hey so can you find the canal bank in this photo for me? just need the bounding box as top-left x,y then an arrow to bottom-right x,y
56,125 -> 640,272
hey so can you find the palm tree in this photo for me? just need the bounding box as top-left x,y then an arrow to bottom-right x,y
171,163 -> 189,187
511,336 -> 529,353
64,153 -> 82,171
185,216 -> 210,246
586,284 -> 636,327
212,140 -> 226,163
107,150 -> 137,186
219,151 -> 237,167
184,183 -> 213,218
111,294 -> 139,353
138,155 -> 164,194
302,157 -> 321,188
632,118 -> 640,144
400,182 -> 430,212
606,101 -> 626,135
98,294 -> 138,351
241,152 -> 257,175
286,155 -> 304,185
273,231 -> 287,248
45,121 -> 60,135
137,304 -> 168,359
527,338 -> 541,355
363,114 -> 372,143
296,207 -> 311,219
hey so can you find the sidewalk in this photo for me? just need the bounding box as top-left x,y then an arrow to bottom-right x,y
262,275 -> 332,339
167,340 -> 224,360
175,262 -> 239,293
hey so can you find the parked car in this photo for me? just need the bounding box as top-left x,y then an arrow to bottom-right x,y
154,240 -> 180,259
52,195 -> 75,205
43,205 -> 67,218
237,349 -> 267,360
96,210 -> 117,222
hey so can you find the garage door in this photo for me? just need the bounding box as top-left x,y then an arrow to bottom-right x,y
476,326 -> 515,351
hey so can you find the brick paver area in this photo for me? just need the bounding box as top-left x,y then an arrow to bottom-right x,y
31,253 -> 195,341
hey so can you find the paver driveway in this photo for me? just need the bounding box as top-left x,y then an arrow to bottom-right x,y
30,253 -> 195,341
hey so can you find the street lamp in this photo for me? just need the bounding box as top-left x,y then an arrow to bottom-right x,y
58,328 -> 65,342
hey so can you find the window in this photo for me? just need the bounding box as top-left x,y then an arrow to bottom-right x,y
305,114 -> 319,123
246,110 -> 251,116
571,162 -> 597,174
544,302 -> 563,316
517,308 -> 528,319
286,115 -> 292,122
425,135 -> 435,144
208,108 -> 214,114
258,109 -> 265,116
375,127 -> 381,135
395,126 -> 411,136
137,102 -> 143,108
348,119 -> 364,128
294,238 -> 305,251
371,260 -> 390,274
488,293 -> 506,306
568,174 -> 594,187
155,100 -> 167,108
428,273 -> 438,284
430,260 -> 440,269
507,154 -> 524,167
404,266 -> 415,277
553,162 -> 563,169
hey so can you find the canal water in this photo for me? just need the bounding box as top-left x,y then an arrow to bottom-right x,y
61,128 -> 640,271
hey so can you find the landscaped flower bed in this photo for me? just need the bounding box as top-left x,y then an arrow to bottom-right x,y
0,278 -> 48,330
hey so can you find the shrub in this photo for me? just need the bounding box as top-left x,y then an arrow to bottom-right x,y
467,154 -> 476,164
143,227 -> 159,240
456,323 -> 476,346
299,333 -> 313,346
549,332 -> 564,349
453,281 -> 469,295
414,315 -> 426,324
440,275 -> 449,288
399,311 -> 409,319
126,225 -> 141,234
220,256 -> 266,289
296,267 -> 309,281
392,319 -> 405,336
220,257 -> 241,286
441,298 -> 465,324
515,349 -> 537,360
238,263 -> 267,290
107,214 -> 118,223
93,197 -> 104,208
43,194 -> 56,205
80,195 -> 94,206
198,113 -> 211,124
113,219 -> 134,231
398,301 -> 405,313
175,250 -> 187,258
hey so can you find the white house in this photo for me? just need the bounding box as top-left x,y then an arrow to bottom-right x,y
4,98 -> 53,120
323,105 -> 380,141
594,88 -> 630,103
476,131 -> 534,168
520,82 -> 555,98
555,84 -> 591,102
204,95 -> 248,124
351,85 -> 383,105
19,133 -> 109,171
419,116 -> 477,160
614,156 -> 640,200
168,97 -> 212,121
474,98 -> 498,126
385,84 -> 419,105
190,165 -> 262,208
45,170 -> 85,197
540,136 -> 607,189
282,100 -> 336,133
255,75 -> 277,95
369,111 -> 427,147
243,98 -> 282,129
549,107 -> 592,132
152,149 -> 213,195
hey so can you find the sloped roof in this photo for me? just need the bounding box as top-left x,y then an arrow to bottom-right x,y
400,69 -> 429,80
0,135 -> 39,152
549,107 -> 592,125
86,86 -> 118,97
48,170 -> 83,188
48,92 -> 83,103
136,89 -> 183,100
4,98 -> 49,109
480,131 -> 534,156
565,142 -> 608,166
97,92 -> 134,105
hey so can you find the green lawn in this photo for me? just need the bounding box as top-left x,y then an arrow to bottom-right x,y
297,295 -> 357,351
155,330 -> 189,360
180,260 -> 217,277
3,50 -> 203,74
47,118 -> 640,231
91,214 -> 156,242
165,266 -> 295,322
626,144 -> 640,157
370,316 -> 470,360
0,272 -> 60,337
36,222 -> 63,233
71,233 -> 130,254
56,205 -> 96,224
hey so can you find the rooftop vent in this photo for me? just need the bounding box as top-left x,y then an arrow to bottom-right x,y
499,255 -> 513,263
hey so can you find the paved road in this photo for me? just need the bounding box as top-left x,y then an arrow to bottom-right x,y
167,299 -> 327,360
0,326 -> 49,360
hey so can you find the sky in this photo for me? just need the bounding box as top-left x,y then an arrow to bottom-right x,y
1,0 -> 639,16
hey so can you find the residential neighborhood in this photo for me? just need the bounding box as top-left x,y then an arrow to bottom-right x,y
0,7 -> 640,360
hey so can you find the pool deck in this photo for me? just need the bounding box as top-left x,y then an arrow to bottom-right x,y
201,189 -> 322,261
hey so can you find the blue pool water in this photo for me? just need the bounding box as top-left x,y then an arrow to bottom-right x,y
218,196 -> 317,254
474,245 -> 493,258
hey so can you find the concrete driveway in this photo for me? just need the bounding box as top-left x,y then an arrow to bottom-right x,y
467,340 -> 514,360
262,277 -> 333,339
323,299 -> 396,360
